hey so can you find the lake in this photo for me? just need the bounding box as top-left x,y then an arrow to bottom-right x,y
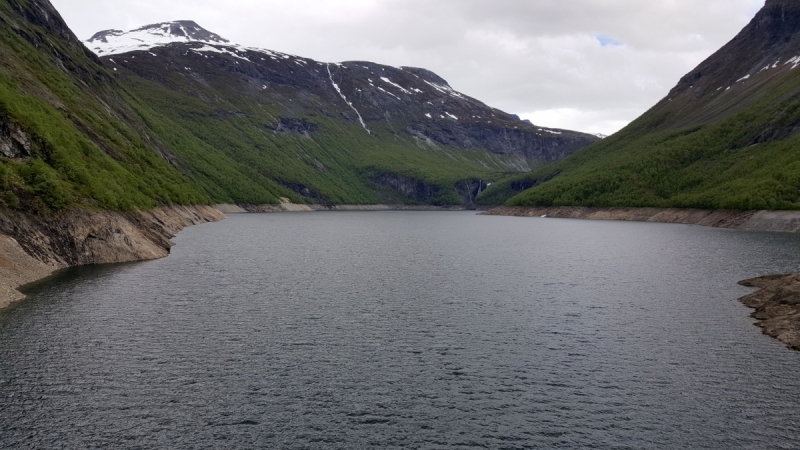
2,211 -> 800,449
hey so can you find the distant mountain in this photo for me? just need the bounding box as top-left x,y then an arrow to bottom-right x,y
481,0 -> 800,210
81,21 -> 597,206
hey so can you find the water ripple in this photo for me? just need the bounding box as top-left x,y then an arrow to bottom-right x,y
2,212 -> 800,448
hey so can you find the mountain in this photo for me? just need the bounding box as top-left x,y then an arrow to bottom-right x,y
0,0 -> 208,211
481,0 -> 800,210
84,21 -> 598,206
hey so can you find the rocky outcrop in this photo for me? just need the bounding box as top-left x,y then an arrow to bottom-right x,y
739,273 -> 800,350
371,173 -> 442,204
0,205 -> 225,309
482,206 -> 800,233
0,119 -> 32,159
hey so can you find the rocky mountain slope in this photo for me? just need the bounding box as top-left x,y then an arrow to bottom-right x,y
84,21 -> 597,206
481,0 -> 800,210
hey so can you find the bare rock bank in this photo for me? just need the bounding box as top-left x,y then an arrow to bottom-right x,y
0,205 -> 225,310
739,274 -> 800,350
482,206 -> 800,233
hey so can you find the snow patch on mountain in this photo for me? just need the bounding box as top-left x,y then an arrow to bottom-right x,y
190,45 -> 250,62
423,80 -> 465,99
85,21 -> 229,57
380,77 -> 411,95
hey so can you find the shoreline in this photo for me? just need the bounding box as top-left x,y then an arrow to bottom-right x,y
0,205 -> 225,311
5,203 -> 800,352
215,203 -> 489,213
1,203 -> 474,311
481,206 -> 800,233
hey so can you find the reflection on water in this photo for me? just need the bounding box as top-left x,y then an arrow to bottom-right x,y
2,212 -> 800,449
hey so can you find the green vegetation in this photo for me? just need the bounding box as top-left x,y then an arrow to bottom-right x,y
115,68 -> 510,206
0,0 -> 208,212
479,69 -> 800,210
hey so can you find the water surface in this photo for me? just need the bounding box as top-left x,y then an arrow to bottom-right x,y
2,212 -> 800,449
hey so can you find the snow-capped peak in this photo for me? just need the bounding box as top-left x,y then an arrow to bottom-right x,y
85,21 -> 230,57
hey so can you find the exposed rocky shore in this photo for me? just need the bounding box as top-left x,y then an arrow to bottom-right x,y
739,274 -> 800,350
482,206 -> 800,233
0,205 -> 225,310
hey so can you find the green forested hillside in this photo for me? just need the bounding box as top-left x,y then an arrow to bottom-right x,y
116,72 -> 508,206
0,0 -> 209,211
480,0 -> 800,211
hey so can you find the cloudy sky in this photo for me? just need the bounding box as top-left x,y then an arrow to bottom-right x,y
51,0 -> 764,136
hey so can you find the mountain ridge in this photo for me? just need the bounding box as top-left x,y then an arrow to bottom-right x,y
83,20 -> 594,163
82,20 -> 598,206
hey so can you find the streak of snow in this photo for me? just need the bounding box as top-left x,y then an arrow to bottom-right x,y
786,56 -> 800,69
377,87 -> 400,99
445,112 -> 458,120
380,77 -> 411,94
736,74 -> 751,82
423,80 -> 464,99
327,64 -> 370,134
425,113 -> 432,119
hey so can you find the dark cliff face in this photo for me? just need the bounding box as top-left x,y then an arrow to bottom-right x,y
5,0 -> 81,47
670,0 -> 800,98
1,0 -> 106,75
641,0 -> 800,132
93,25 -> 598,171
327,61 -> 595,167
